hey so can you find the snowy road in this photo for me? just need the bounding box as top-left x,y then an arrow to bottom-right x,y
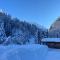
46,48 -> 60,60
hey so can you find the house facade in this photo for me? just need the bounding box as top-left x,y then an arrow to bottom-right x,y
41,38 -> 60,48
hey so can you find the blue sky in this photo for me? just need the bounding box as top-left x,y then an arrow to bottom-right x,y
0,0 -> 60,28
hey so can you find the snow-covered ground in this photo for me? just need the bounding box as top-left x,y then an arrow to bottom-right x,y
0,44 -> 60,60
0,44 -> 48,60
45,48 -> 60,60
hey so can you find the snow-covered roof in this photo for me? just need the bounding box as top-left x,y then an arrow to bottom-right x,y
41,38 -> 60,42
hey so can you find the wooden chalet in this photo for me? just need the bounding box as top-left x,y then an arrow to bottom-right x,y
41,38 -> 60,48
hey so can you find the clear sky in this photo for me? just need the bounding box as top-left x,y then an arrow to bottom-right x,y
0,0 -> 60,28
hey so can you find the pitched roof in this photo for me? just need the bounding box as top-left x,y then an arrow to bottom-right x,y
42,38 -> 60,42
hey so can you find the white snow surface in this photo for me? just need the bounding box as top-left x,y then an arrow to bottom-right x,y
0,44 -> 48,60
42,38 -> 60,42
0,44 -> 60,60
45,48 -> 60,60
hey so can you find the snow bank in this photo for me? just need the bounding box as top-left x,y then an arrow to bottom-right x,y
0,44 -> 48,60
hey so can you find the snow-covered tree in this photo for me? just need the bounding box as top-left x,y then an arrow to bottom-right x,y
0,12 -> 48,45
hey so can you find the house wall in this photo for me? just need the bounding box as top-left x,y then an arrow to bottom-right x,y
41,42 -> 60,48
